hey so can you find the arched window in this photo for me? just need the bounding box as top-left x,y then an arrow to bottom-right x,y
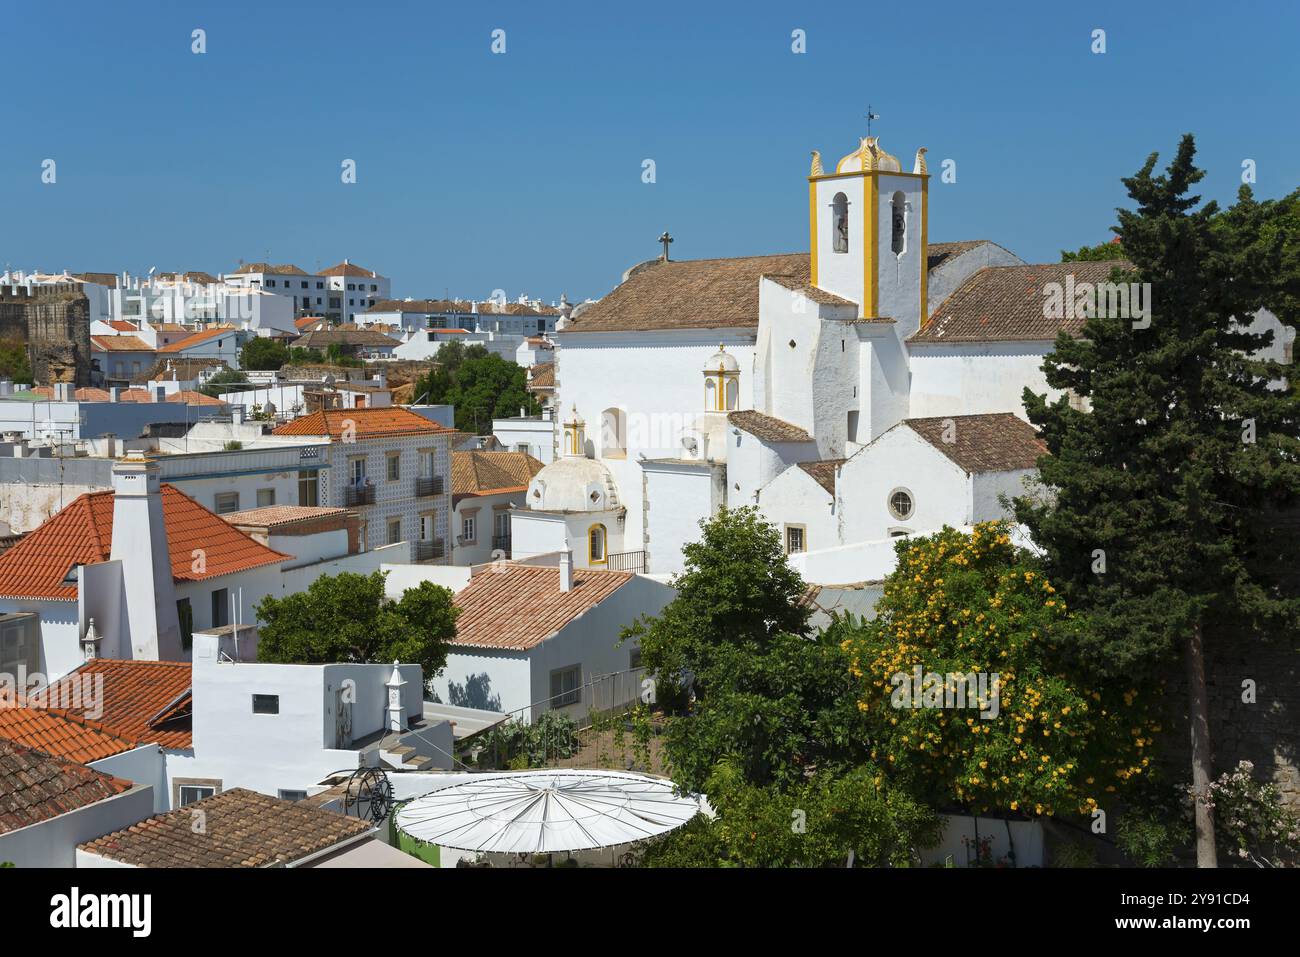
588,524 -> 607,565
724,377 -> 739,411
601,407 -> 626,456
890,191 -> 908,256
705,377 -> 717,411
832,192 -> 849,254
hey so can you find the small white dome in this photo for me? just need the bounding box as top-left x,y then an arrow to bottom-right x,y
704,345 -> 739,374
527,456 -> 622,512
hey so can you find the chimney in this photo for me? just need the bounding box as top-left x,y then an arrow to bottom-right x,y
103,433 -> 117,458
559,549 -> 573,592
386,661 -> 408,732
110,452 -> 183,660
110,387 -> 122,403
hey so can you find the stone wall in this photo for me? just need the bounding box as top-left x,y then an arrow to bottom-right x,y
0,284 -> 92,385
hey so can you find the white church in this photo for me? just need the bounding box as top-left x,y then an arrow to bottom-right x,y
507,130 -> 1277,584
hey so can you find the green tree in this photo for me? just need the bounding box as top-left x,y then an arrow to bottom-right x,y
843,523 -> 1152,819
1061,239 -> 1126,262
0,340 -> 33,383
444,352 -> 538,433
410,341 -> 491,407
287,347 -> 325,365
624,506 -> 864,792
1014,136 -> 1300,866
641,762 -> 939,868
200,367 -> 248,398
240,337 -> 290,371
256,571 -> 459,681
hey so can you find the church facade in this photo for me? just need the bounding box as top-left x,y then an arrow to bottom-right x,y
510,131 -> 1122,582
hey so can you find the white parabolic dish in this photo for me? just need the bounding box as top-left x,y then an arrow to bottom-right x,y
394,769 -> 703,854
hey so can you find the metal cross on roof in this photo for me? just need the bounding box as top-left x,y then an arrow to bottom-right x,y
658,231 -> 673,261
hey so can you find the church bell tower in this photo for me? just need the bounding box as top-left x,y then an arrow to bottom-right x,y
808,134 -> 929,337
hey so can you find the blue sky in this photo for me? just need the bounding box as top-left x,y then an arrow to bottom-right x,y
2,0 -> 1296,302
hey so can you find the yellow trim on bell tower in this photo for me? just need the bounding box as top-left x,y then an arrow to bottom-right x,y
809,181 -> 819,287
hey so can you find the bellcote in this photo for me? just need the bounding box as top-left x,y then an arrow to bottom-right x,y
807,132 -> 930,336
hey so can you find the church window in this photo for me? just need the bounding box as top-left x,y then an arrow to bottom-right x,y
705,378 -> 717,410
888,487 -> 914,521
724,378 -> 739,411
588,524 -> 607,565
890,191 -> 908,256
832,193 -> 849,253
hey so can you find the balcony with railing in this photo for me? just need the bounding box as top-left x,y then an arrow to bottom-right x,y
415,475 -> 445,498
343,485 -> 375,507
606,550 -> 646,574
415,539 -> 446,562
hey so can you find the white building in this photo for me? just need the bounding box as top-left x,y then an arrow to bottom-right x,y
420,555 -> 674,722
450,450 -> 544,565
511,130 -> 1123,583
493,411 -> 557,465
0,452 -> 400,682
272,407 -> 456,562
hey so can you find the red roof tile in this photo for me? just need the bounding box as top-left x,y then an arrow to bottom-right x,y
159,326 -> 236,353
91,335 -> 154,352
0,484 -> 290,601
0,737 -> 133,835
0,704 -> 137,763
452,564 -> 633,650
273,407 -> 455,440
37,660 -> 193,750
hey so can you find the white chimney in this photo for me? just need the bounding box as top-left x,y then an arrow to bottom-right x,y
386,661 -> 408,732
559,549 -> 573,592
110,452 -> 183,660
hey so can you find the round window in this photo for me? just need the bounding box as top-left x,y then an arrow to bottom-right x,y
888,488 -> 914,521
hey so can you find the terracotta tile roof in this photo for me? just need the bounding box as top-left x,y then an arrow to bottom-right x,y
926,240 -> 992,272
133,358 -> 230,384
228,262 -> 310,276
728,410 -> 814,444
37,660 -> 194,750
166,389 -> 227,406
107,320 -> 139,332
156,271 -> 219,284
911,260 -> 1131,343
159,326 -> 236,353
295,316 -> 328,331
273,407 -> 454,440
0,484 -> 290,601
367,298 -> 476,314
565,253 -> 809,333
527,361 -> 555,390
797,458 -> 846,495
452,564 -> 634,650
905,413 -> 1047,473
91,335 -> 154,352
291,329 -> 399,350
74,272 -> 120,289
77,787 -> 372,867
320,261 -> 382,279
0,738 -> 133,835
763,274 -> 857,308
0,704 -> 137,763
452,451 -> 544,501
479,301 -> 561,317
221,505 -> 349,528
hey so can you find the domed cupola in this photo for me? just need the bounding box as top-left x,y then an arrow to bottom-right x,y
703,344 -> 740,412
526,456 -> 622,513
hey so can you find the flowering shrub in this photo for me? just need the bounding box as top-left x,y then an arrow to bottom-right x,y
842,523 -> 1155,817
1200,760 -> 1300,867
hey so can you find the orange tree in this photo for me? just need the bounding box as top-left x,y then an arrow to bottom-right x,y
840,522 -> 1155,818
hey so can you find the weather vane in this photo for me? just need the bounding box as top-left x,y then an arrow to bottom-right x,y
866,105 -> 880,137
